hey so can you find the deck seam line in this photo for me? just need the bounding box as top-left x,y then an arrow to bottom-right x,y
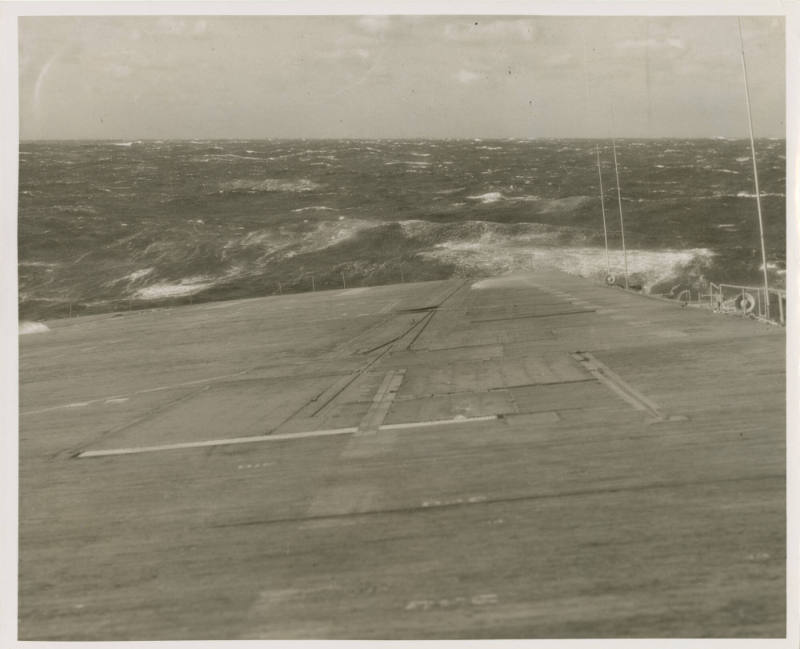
472,310 -> 596,323
213,472 -> 784,529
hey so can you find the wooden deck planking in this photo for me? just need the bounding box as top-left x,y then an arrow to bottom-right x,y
18,271 -> 785,640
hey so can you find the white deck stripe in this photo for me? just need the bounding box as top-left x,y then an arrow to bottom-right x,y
76,414 -> 502,458
571,352 -> 665,420
357,369 -> 405,434
77,427 -> 358,458
380,415 -> 499,430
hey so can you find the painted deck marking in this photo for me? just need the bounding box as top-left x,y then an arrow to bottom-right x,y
378,299 -> 399,313
380,415 -> 498,430
571,351 -> 665,421
357,369 -> 406,434
77,427 -> 358,458
76,414 -> 498,458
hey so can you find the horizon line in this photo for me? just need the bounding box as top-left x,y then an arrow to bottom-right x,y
18,135 -> 787,142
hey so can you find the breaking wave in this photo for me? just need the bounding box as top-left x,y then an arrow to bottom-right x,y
291,205 -> 336,213
467,192 -> 505,203
134,277 -> 215,299
423,242 -> 714,294
398,219 -> 714,294
736,191 -> 785,198
19,321 -> 50,335
464,193 -> 591,211
225,218 -> 377,260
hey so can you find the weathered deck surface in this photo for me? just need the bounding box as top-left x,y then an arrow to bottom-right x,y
18,271 -> 785,639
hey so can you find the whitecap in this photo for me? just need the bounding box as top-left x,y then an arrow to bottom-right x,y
20,321 -> 50,335
384,161 -> 431,167
466,192 -> 504,203
291,206 -> 336,213
227,219 -> 377,259
19,261 -> 59,268
135,277 -> 213,299
117,267 -> 155,284
207,153 -> 263,161
536,195 -> 591,212
219,178 -> 322,193
737,191 -> 785,198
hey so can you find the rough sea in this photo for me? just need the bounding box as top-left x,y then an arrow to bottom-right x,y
18,138 -> 786,321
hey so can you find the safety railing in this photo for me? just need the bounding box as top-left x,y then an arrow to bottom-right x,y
706,282 -> 786,326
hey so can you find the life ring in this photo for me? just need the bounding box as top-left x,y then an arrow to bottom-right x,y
676,289 -> 691,305
605,274 -> 616,286
734,292 -> 756,314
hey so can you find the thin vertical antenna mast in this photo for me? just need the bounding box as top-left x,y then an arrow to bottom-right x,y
581,37 -> 611,277
596,144 -> 611,276
738,16 -> 770,319
611,104 -> 630,289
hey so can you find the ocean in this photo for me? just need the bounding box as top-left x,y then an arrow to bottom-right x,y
18,138 -> 786,321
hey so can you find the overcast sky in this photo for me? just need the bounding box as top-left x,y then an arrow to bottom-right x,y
18,15 -> 785,139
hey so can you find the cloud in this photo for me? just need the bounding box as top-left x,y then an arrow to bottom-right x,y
155,17 -> 187,35
455,69 -> 481,84
358,16 -> 391,34
547,53 -> 574,67
616,37 -> 686,50
151,17 -> 210,39
107,63 -> 132,78
444,19 -> 535,42
315,48 -> 372,61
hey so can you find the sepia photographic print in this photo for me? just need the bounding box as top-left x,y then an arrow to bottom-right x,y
2,1 -> 797,646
